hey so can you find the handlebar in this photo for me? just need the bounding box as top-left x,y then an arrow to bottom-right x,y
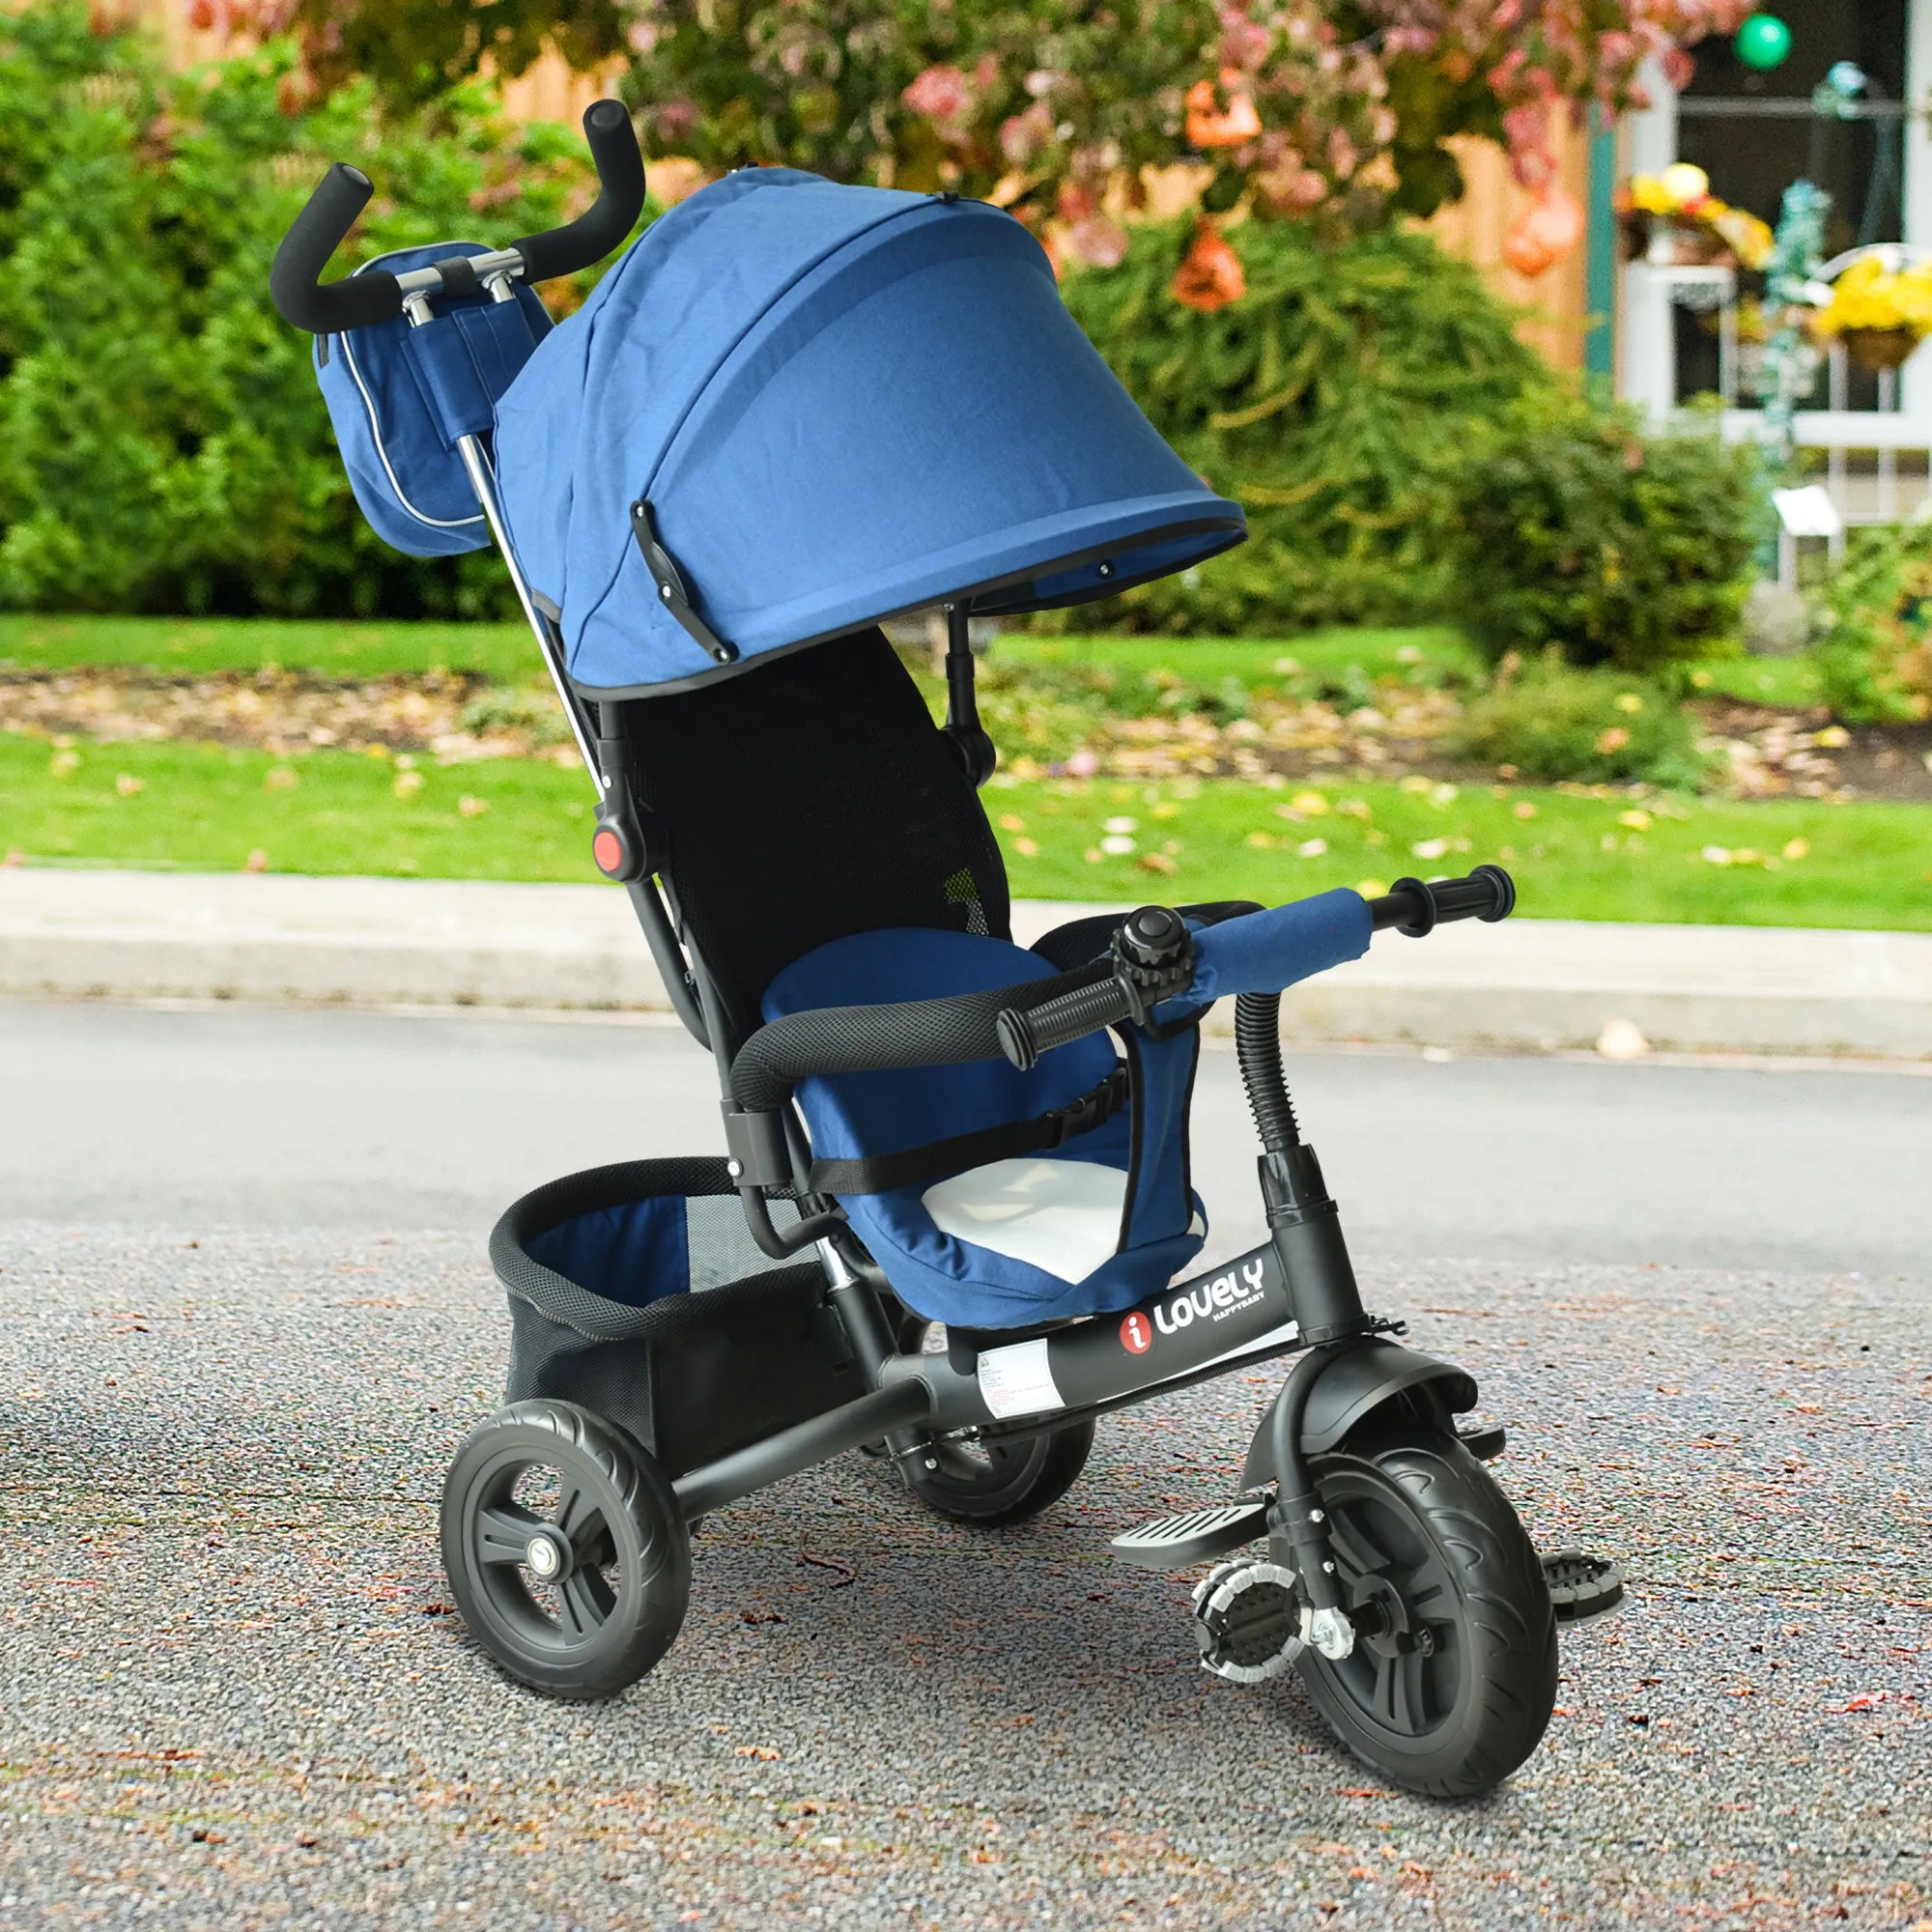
510,99 -> 647,284
1368,862 -> 1515,936
995,867 -> 1517,1070
269,99 -> 646,335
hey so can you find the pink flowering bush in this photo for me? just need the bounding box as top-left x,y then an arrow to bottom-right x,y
613,0 -> 1747,265
265,0 -> 1747,281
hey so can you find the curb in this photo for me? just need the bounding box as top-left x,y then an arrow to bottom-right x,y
3,867 -> 1929,1059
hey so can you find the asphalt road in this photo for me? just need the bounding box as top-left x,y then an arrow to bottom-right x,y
6,997 -> 1931,1276
2,998 -> 1929,1929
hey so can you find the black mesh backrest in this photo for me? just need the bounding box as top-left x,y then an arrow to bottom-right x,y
621,628 -> 1011,1033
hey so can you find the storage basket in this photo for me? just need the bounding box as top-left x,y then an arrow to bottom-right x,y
491,1157 -> 860,1479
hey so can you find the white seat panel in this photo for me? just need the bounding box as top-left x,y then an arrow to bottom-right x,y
922,1158 -> 1127,1283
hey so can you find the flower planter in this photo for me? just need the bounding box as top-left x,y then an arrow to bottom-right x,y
1842,326 -> 1923,374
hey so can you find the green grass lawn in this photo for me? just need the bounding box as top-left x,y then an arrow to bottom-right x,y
0,613 -> 1474,688
0,613 -> 546,683
994,625 -> 1480,687
8,732 -> 1928,929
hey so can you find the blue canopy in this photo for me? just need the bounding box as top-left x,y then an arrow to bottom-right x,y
494,169 -> 1245,696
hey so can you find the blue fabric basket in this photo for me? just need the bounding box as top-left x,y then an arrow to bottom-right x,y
314,242 -> 552,557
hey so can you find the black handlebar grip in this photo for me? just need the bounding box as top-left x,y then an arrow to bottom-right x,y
510,99 -> 647,285
1369,864 -> 1516,936
269,162 -> 402,334
997,979 -> 1135,1071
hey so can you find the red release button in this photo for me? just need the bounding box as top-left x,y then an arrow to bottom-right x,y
591,828 -> 624,875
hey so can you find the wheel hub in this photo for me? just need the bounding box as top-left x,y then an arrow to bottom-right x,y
1350,1569 -> 1418,1660
523,1526 -> 574,1582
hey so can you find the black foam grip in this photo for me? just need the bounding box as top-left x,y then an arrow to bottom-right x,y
269,163 -> 402,334
511,99 -> 647,284
729,963 -> 1107,1113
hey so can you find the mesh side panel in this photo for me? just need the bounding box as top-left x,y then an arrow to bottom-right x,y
685,1193 -> 803,1293
622,628 -> 1011,1027
506,1297 -> 656,1456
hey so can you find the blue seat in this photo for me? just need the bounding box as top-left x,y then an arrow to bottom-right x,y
762,926 -> 1207,1329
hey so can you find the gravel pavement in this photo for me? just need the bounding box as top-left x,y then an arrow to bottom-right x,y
4,1001 -> 1930,1926
2,1214 -> 1928,1929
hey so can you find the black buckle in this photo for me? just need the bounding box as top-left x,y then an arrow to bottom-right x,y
1039,1069 -> 1127,1149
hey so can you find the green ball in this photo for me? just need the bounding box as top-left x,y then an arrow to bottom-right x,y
1735,13 -> 1792,71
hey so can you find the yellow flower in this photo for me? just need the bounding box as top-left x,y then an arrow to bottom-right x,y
1629,174 -> 1675,217
1815,257 -> 1932,338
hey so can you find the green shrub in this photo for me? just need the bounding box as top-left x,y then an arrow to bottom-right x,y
1812,522 -> 1932,724
1056,216 -> 1559,634
0,6 -> 625,619
1448,651 -> 1710,788
1442,396 -> 1759,675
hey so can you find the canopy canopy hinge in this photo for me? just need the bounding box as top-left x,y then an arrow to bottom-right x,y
630,499 -> 739,666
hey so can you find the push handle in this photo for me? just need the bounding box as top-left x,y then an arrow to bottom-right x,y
510,99 -> 647,284
1368,864 -> 1516,937
269,162 -> 400,334
269,100 -> 645,336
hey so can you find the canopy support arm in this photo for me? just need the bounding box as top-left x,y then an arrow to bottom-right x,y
940,603 -> 997,787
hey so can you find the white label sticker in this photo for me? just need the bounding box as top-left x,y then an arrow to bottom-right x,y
976,1337 -> 1065,1420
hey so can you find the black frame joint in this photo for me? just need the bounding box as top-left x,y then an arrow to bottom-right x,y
722,1106 -> 793,1189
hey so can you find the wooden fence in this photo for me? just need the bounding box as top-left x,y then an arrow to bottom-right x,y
101,0 -> 1592,370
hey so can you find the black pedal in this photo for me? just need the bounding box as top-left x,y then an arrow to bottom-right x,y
1542,1548 -> 1626,1623
1194,1558 -> 1303,1684
1456,1422 -> 1507,1462
1110,1498 -> 1269,1572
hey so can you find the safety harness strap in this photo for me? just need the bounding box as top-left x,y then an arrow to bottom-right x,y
808,1066 -> 1128,1198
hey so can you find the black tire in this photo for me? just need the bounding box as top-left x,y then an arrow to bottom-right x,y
1293,1423 -> 1557,1799
441,1400 -> 691,1699
902,1421 -> 1095,1525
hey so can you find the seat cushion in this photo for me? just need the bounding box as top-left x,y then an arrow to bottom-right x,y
762,926 -> 1206,1328
922,1157 -> 1129,1282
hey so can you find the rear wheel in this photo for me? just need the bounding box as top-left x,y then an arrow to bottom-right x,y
902,1422 -> 1095,1525
1293,1423 -> 1556,1798
441,1400 -> 691,1699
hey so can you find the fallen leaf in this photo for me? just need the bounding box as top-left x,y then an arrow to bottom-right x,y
1597,1017 -> 1651,1061
733,1745 -> 782,1760
243,848 -> 269,873
115,772 -> 144,797
457,794 -> 489,818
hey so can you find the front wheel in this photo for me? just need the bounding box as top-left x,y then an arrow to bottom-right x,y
1294,1424 -> 1556,1799
441,1400 -> 691,1699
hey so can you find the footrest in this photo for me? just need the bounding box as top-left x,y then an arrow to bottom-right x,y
1542,1548 -> 1625,1623
1111,1498 -> 1270,1572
